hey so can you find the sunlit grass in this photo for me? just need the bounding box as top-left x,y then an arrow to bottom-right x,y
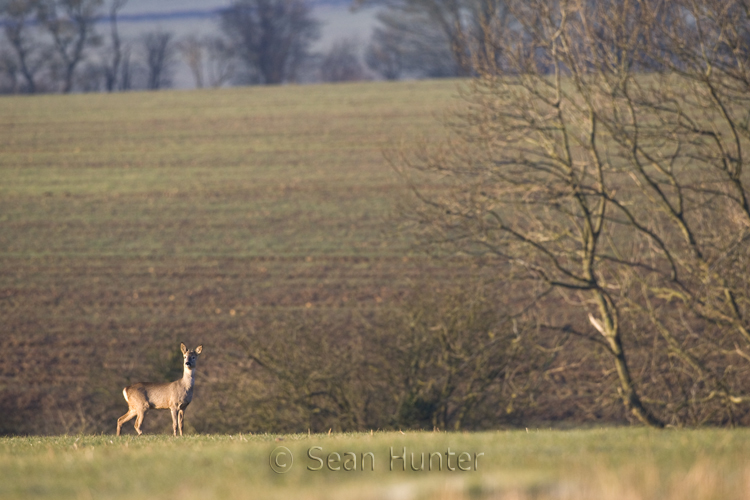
1,429 -> 749,499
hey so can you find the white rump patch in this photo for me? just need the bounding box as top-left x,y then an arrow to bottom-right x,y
122,387 -> 129,403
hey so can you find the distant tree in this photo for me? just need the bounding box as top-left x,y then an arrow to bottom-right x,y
359,0 -> 510,79
143,30 -> 174,90
37,0 -> 103,93
117,44 -> 135,90
178,35 -> 235,89
76,59 -> 102,91
220,0 -> 320,85
0,0 -> 47,93
102,0 -> 126,92
364,25 -> 407,80
179,35 -> 203,88
0,48 -> 19,92
320,38 -> 367,82
365,13 -> 457,79
204,37 -> 236,87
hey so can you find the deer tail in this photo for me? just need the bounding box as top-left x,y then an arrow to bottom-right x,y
122,387 -> 129,404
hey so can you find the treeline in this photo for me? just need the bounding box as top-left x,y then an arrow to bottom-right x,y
0,0 -> 489,93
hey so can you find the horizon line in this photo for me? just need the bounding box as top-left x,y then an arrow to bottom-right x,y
1,2 -> 354,27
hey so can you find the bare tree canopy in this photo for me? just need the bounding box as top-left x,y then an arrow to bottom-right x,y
360,0 -> 510,79
399,0 -> 750,427
364,25 -> 406,80
178,35 -> 236,89
0,0 -> 147,93
0,0 -> 46,93
320,38 -> 367,82
37,0 -> 103,93
179,35 -> 204,89
102,0 -> 125,92
143,30 -> 174,90
221,0 -> 320,85
366,12 -> 457,79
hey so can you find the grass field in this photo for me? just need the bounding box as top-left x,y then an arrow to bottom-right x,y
0,81 -> 471,435
2,429 -> 750,500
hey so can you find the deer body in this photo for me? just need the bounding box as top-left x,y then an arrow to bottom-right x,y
117,343 -> 202,436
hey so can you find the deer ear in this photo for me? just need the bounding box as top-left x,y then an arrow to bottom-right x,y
180,343 -> 187,354
195,345 -> 203,355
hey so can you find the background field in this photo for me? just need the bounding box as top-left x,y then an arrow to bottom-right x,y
2,429 -> 750,500
0,81 -> 477,435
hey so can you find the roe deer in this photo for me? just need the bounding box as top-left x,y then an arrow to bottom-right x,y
117,343 -> 203,436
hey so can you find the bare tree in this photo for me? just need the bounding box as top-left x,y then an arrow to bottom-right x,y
76,58 -> 101,91
220,0 -> 320,85
102,0 -> 126,92
179,35 -> 204,88
383,280 -> 526,430
398,0 -> 750,427
203,37 -> 235,88
320,38 -> 367,82
143,30 -> 174,90
365,25 -> 408,80
37,0 -> 102,93
0,0 -> 46,93
117,43 -> 133,90
0,48 -> 19,92
365,10 -> 461,78
178,35 -> 235,89
358,0 -> 510,78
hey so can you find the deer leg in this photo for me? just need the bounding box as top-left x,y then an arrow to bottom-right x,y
134,410 -> 145,435
116,409 -> 137,436
170,408 -> 178,436
178,409 -> 185,436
